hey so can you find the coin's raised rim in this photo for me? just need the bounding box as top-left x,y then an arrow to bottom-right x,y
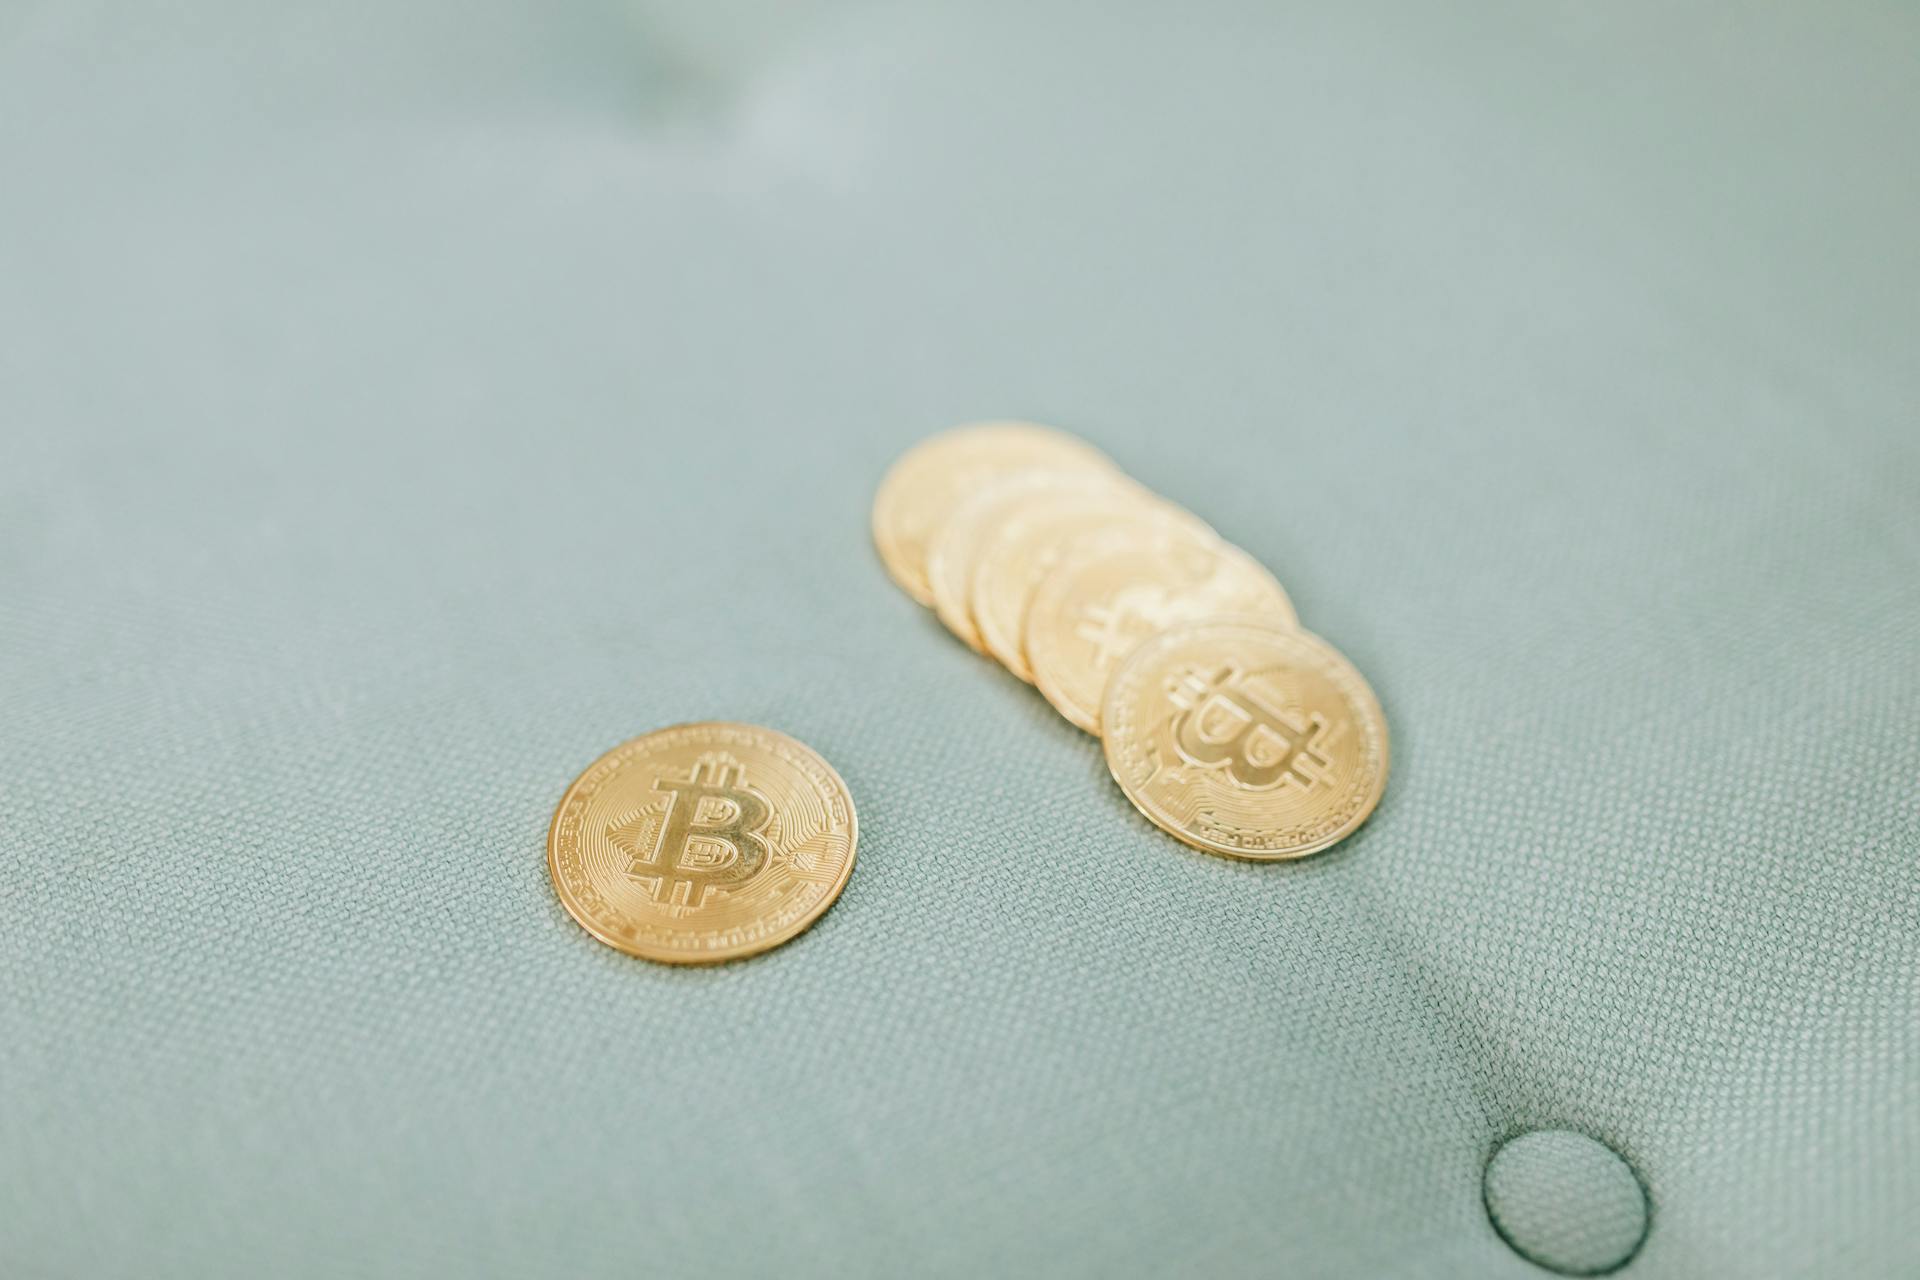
1100,619 -> 1388,860
546,720 -> 859,964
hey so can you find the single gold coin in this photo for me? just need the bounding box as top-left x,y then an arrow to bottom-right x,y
971,491 -> 1211,683
1026,528 -> 1297,734
927,468 -> 1141,654
1102,619 -> 1388,860
872,421 -> 1115,606
547,722 -> 858,964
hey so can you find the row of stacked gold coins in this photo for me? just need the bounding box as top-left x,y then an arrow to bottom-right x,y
873,420 -> 1389,860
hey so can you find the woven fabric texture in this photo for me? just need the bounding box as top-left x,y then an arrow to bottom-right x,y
2,2 -> 1916,1277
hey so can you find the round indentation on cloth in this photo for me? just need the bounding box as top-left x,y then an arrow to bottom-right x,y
1483,1130 -> 1650,1275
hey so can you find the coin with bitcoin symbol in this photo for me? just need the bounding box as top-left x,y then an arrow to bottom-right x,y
547,722 -> 858,963
871,421 -> 1117,606
927,467 -> 1144,654
1102,620 -> 1388,859
970,488 -> 1212,683
1026,526 -> 1297,734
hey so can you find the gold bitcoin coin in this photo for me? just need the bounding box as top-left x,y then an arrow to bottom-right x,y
872,421 -> 1115,606
971,490 -> 1210,683
1102,619 -> 1388,860
927,468 -> 1141,654
547,722 -> 858,964
1026,528 -> 1297,734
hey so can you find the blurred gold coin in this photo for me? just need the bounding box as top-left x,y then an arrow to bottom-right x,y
1026,528 -> 1297,734
1102,620 -> 1388,860
547,722 -> 857,964
971,491 -> 1211,683
927,468 -> 1141,654
872,421 -> 1114,606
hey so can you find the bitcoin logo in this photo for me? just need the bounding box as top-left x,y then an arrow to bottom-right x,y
548,723 -> 859,963
626,757 -> 770,907
1027,530 -> 1295,735
1075,585 -> 1182,672
1168,666 -> 1329,791
1102,622 -> 1387,860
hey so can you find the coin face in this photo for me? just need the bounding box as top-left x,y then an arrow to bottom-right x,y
1026,528 -> 1297,733
871,421 -> 1114,606
1102,620 -> 1388,860
971,491 -> 1210,683
927,468 -> 1140,654
547,722 -> 858,964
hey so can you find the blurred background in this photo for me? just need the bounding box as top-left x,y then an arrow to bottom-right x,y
3,3 -> 1916,1277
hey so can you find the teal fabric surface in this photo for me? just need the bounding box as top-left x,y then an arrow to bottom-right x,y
3,3 -> 1917,1277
